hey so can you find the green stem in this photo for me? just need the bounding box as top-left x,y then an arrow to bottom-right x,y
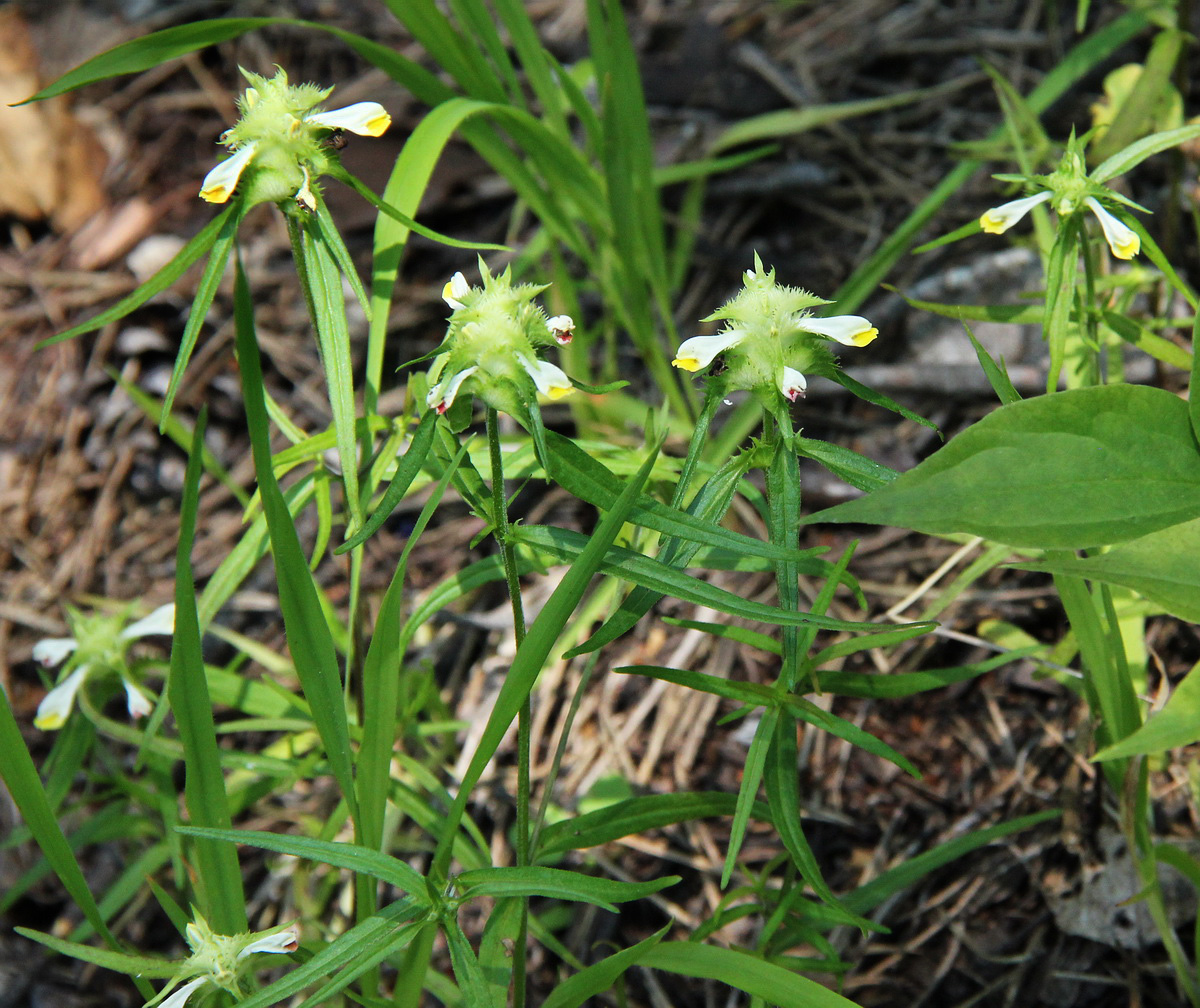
486,407 -> 530,1008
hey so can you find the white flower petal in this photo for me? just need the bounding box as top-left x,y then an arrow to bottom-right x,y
519,355 -> 574,400
979,190 -> 1051,234
32,637 -> 78,668
307,102 -> 391,137
427,366 -> 478,414
199,141 -> 258,204
671,330 -> 745,372
1085,197 -> 1139,259
158,976 -> 209,1008
123,681 -> 154,720
780,367 -> 808,402
796,314 -> 879,348
546,315 -> 575,345
442,272 -> 471,310
239,925 -> 300,958
34,666 -> 89,731
121,604 -> 176,641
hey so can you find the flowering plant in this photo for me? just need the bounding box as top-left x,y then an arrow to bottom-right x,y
426,262 -> 576,425
672,255 -> 877,408
199,67 -> 390,210
33,603 -> 174,730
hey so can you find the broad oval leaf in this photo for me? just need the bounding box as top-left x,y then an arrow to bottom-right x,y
811,385 -> 1200,548
1016,517 -> 1200,623
1094,660 -> 1200,761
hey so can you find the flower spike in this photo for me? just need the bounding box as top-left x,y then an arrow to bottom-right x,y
424,266 -> 578,419
672,258 -> 878,408
198,69 -> 389,208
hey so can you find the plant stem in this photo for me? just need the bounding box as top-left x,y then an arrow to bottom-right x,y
486,407 -> 530,1008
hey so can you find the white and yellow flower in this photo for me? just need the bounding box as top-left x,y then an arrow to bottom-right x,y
979,142 -> 1142,261
425,265 -> 576,418
199,68 -> 390,209
673,257 -> 878,404
147,916 -> 299,1008
33,603 -> 174,730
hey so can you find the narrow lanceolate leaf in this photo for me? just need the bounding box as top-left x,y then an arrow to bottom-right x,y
13,929 -> 178,979
539,926 -> 670,1008
1094,659 -> 1200,760
431,443 -> 666,878
300,214 -> 363,535
160,205 -> 241,429
537,792 -> 773,859
228,901 -> 426,1008
232,258 -> 359,820
812,385 -> 1200,549
0,699 -> 120,955
513,525 -> 918,634
177,826 -> 427,896
39,202 -> 236,347
543,431 -> 808,561
455,866 -> 678,912
169,409 -> 246,933
639,943 -> 863,1008
337,410 -> 438,553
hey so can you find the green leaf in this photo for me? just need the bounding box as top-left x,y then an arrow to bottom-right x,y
232,258 -> 359,819
456,866 -> 678,912
13,928 -> 178,979
39,202 -> 236,347
19,20 -> 278,101
795,437 -> 899,492
160,205 -> 240,428
169,409 -> 246,932
297,214 -> 362,535
1016,517 -> 1200,623
1093,657 -> 1200,760
819,650 -> 1027,699
543,431 -> 809,562
513,525 -> 911,634
177,826 -> 428,896
537,792 -> 772,859
710,80 -> 968,153
233,901 -> 426,1008
963,324 -> 1021,405
639,942 -> 862,1007
0,699 -> 123,956
1102,311 -> 1192,372
444,916 -> 497,1008
812,385 -> 1200,549
842,810 -> 1060,914
539,926 -> 669,1008
337,410 -> 438,553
